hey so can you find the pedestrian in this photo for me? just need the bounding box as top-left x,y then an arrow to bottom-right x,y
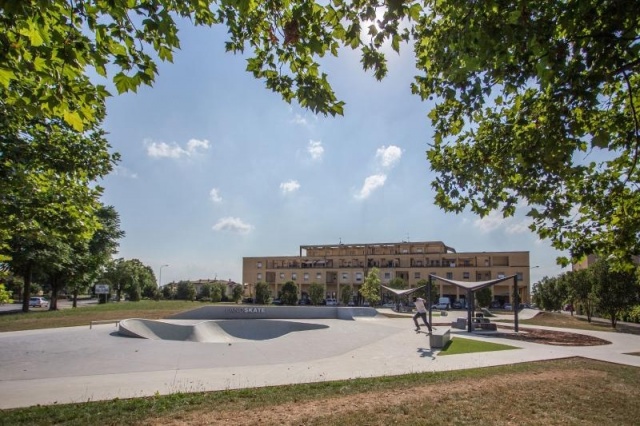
413,296 -> 433,334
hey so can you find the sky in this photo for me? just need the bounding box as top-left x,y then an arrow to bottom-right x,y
99,20 -> 569,286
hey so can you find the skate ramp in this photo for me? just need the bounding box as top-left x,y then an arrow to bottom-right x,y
118,318 -> 330,343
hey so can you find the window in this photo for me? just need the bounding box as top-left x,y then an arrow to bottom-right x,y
257,261 -> 262,268
517,272 -> 523,281
356,272 -> 363,282
257,273 -> 262,280
384,272 -> 391,279
463,272 -> 470,279
292,273 -> 297,280
342,272 -> 349,281
446,272 -> 453,279
316,272 -> 322,279
280,273 -> 285,279
497,273 -> 505,279
304,273 -> 309,281
414,272 -> 421,279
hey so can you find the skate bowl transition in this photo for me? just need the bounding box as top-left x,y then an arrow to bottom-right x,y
118,306 -> 379,343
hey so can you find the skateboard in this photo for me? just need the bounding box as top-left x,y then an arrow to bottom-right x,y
415,327 -> 436,335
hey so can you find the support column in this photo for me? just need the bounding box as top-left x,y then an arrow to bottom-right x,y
428,275 -> 433,326
513,276 -> 519,333
467,289 -> 474,333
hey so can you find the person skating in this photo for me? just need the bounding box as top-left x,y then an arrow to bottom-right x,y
413,296 -> 433,334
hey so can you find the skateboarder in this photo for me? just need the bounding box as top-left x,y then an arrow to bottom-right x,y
413,296 -> 433,334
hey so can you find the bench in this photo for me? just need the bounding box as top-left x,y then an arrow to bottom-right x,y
89,319 -> 121,329
430,327 -> 451,348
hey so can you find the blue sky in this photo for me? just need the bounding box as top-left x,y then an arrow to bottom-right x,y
99,22 -> 568,286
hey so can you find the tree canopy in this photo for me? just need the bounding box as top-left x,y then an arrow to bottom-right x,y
3,0 -> 639,268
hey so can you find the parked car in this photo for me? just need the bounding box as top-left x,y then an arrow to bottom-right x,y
326,298 -> 338,306
490,301 -> 501,309
298,298 -> 311,305
431,302 -> 449,310
503,303 -> 513,310
452,301 -> 463,309
271,298 -> 282,305
29,297 -> 49,308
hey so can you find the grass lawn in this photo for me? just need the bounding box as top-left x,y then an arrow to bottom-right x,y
2,358 -> 639,425
438,336 -> 520,356
497,311 -> 640,334
0,300 -> 220,332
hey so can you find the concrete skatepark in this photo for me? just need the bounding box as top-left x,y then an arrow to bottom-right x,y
2,306 -> 640,409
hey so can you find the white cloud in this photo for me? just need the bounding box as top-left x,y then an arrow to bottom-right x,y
212,217 -> 254,234
112,165 -> 138,179
506,219 -> 532,235
307,140 -> 324,161
145,138 -> 210,158
280,180 -> 301,194
291,114 -> 308,126
474,211 -> 532,235
375,145 -> 402,169
355,174 -> 387,200
209,188 -> 222,203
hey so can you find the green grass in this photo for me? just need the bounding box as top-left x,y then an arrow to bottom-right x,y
0,300 -> 222,332
2,358 -> 639,425
497,311 -> 640,334
438,336 -> 520,356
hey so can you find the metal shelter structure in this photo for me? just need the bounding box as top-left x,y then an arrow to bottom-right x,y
427,274 -> 522,332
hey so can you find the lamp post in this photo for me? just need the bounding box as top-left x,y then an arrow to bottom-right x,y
159,264 -> 169,288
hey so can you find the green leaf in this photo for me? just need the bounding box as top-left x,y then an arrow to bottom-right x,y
0,68 -> 14,87
63,110 -> 84,132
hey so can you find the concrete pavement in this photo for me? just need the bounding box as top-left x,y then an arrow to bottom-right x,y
1,308 -> 640,409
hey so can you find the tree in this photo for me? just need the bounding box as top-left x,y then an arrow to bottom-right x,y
210,284 -> 222,303
231,284 -> 244,304
475,288 -> 492,310
7,1 -> 638,268
66,205 -> 125,308
102,258 -> 154,302
592,259 -> 640,328
415,279 -> 439,305
1,112 -> 117,311
254,281 -> 271,305
360,267 -> 381,306
199,283 -> 213,300
176,281 -> 196,301
280,281 -> 298,306
339,284 -> 352,306
0,284 -> 11,305
309,282 -> 325,306
162,284 -> 176,300
564,269 -> 598,321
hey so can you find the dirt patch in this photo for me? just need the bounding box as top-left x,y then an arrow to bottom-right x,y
495,326 -> 610,346
145,368 -> 607,425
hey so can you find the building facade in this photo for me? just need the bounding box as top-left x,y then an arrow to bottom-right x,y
242,241 -> 531,306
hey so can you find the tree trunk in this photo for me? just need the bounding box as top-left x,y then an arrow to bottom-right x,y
21,263 -> 32,313
73,288 -> 78,308
49,276 -> 59,311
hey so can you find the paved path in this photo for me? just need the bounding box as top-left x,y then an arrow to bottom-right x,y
1,310 -> 640,409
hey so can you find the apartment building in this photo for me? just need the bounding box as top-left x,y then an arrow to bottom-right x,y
242,241 -> 531,306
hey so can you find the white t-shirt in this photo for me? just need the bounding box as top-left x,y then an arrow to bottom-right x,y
415,298 -> 427,313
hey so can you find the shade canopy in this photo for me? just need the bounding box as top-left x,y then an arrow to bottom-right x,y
428,274 -> 518,291
380,285 -> 427,296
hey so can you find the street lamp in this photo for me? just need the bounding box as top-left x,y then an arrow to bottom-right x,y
159,264 -> 169,288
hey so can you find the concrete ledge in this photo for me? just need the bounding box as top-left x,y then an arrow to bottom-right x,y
430,327 -> 451,348
169,305 -> 379,321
